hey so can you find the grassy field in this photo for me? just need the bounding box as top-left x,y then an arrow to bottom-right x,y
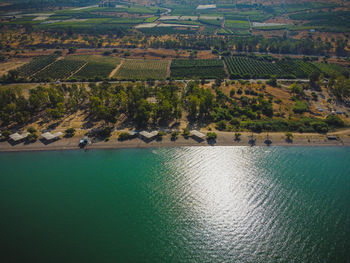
114,59 -> 169,80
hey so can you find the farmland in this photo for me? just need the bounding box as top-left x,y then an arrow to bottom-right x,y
224,56 -> 325,79
170,59 -> 226,79
114,59 -> 169,80
32,58 -> 86,81
70,56 -> 121,81
17,55 -> 58,79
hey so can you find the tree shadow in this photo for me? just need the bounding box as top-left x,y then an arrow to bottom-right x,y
207,138 -> 216,146
248,138 -> 256,146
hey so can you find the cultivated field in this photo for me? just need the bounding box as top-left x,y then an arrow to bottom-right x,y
170,59 -> 226,79
114,59 -> 169,80
32,58 -> 86,81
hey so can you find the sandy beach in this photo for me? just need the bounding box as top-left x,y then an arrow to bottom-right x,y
0,131 -> 349,153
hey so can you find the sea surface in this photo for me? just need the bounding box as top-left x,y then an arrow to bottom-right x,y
0,147 -> 349,263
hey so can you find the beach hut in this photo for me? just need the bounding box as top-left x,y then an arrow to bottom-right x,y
190,130 -> 205,140
41,131 -> 63,141
9,132 -> 29,142
128,131 -> 138,137
326,136 -> 337,140
139,131 -> 158,140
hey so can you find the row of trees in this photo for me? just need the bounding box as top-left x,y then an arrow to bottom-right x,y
149,35 -> 348,56
0,80 -> 346,133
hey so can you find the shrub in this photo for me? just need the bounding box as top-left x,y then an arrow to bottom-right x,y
157,131 -> 166,137
118,132 -> 131,141
65,128 -> 76,137
325,115 -> 345,127
1,130 -> 11,139
216,120 -> 227,131
97,127 -> 113,138
285,132 -> 293,141
171,131 -> 179,139
207,132 -> 217,140
182,128 -> 190,137
234,132 -> 241,141
27,127 -> 37,133
26,133 -> 38,143
293,100 -> 308,113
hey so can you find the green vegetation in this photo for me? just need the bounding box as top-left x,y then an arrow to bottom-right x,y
70,55 -> 121,81
225,19 -> 250,30
170,59 -> 226,79
114,59 -> 169,80
224,56 -> 334,79
17,55 -> 58,79
207,132 -> 217,140
32,58 -> 85,81
65,128 -> 76,137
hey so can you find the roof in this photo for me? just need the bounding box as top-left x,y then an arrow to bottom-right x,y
190,130 -> 205,139
52,132 -> 63,137
128,131 -> 137,136
9,132 -> 29,141
42,131 -> 63,140
139,131 -> 158,139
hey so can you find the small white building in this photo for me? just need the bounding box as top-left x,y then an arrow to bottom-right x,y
190,130 -> 205,139
139,131 -> 158,139
41,131 -> 63,141
9,132 -> 29,142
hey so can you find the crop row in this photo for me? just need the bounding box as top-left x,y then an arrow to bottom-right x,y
170,59 -> 226,79
32,58 -> 86,81
114,59 -> 169,80
17,55 -> 58,78
224,56 -> 286,78
71,62 -> 116,81
224,56 -> 325,79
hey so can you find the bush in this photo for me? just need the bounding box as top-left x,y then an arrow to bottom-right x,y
216,120 -> 227,131
182,128 -> 190,137
26,133 -> 38,143
171,131 -> 179,139
27,127 -> 37,133
1,130 -> 11,139
118,132 -> 131,141
234,132 -> 241,140
207,132 -> 217,140
65,128 -> 76,137
293,100 -> 308,113
157,131 -> 166,137
97,127 -> 112,138
285,132 -> 293,141
325,115 -> 345,127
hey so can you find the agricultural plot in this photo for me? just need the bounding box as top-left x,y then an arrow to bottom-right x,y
224,56 -> 285,79
170,59 -> 226,79
225,19 -> 250,30
114,59 -> 169,80
71,62 -> 115,81
17,54 -> 58,78
69,55 -> 121,80
32,58 -> 86,81
224,56 -> 321,79
313,63 -> 349,78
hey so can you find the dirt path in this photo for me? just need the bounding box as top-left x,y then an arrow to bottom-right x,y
166,60 -> 171,78
30,56 -> 62,78
109,59 -> 124,78
69,62 -> 88,79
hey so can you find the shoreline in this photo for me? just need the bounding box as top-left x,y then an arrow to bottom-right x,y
0,132 -> 349,153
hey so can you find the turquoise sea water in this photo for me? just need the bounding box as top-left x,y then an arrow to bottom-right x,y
0,146 -> 349,263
